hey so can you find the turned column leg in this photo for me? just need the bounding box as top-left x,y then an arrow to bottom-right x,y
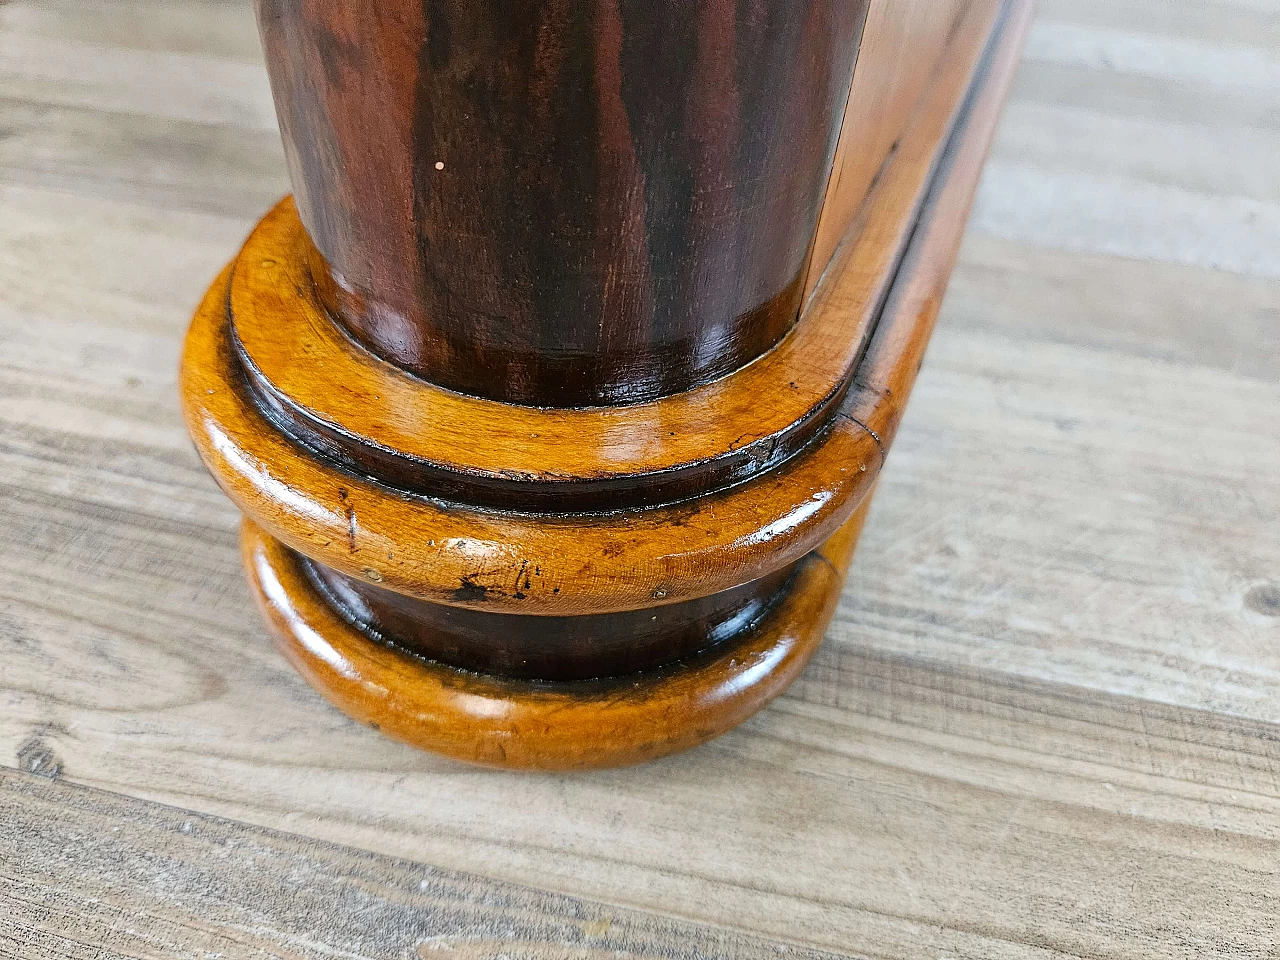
181,0 -> 1032,768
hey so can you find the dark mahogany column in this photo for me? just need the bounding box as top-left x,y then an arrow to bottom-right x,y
256,0 -> 866,405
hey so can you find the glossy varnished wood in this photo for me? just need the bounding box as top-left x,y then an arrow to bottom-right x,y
243,501 -> 870,769
807,0 -> 976,296
228,197 -> 873,511
257,0 -> 869,406
6,0 -> 1278,950
301,548 -> 796,681
176,0 -> 1027,762
226,0 -> 999,511
182,268 -> 883,616
181,0 -> 1015,625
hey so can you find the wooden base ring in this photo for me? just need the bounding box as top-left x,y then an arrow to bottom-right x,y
242,498 -> 870,770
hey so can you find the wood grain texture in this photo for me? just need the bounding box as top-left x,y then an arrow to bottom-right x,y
182,0 -> 1021,762
177,0 -> 1018,619
241,501 -> 868,769
183,264 -> 882,615
0,769 -> 854,959
219,0 -> 1001,514
257,0 -> 867,406
301,540 -> 796,681
806,0 -> 976,299
2,0 -> 1279,955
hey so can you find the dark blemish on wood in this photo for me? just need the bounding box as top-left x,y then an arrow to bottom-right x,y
513,560 -> 529,600
453,575 -> 489,603
17,738 -> 63,780
313,22 -> 359,89
945,3 -> 967,44
1245,584 -> 1280,617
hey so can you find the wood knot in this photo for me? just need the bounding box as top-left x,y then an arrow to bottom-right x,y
1245,584 -> 1280,617
17,737 -> 63,780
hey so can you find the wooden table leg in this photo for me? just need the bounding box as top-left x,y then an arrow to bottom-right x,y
180,0 -> 1032,768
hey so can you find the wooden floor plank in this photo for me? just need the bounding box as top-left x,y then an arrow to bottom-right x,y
2,769 -> 853,960
0,33 -> 276,130
0,184 -> 255,338
844,322 -> 1280,717
977,14 -> 1280,276
0,0 -> 265,61
990,100 -> 1280,205
0,0 -> 1277,956
0,98 -> 289,219
972,158 -> 1280,277
1034,0 -> 1280,48
944,234 -> 1280,380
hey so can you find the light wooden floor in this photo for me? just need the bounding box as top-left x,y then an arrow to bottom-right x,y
3,0 -> 1279,957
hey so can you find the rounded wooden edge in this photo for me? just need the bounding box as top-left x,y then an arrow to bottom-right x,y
230,198 -> 870,495
229,0 -> 1013,506
182,0 -> 1024,619
843,0 -> 1035,446
241,498 -> 869,770
182,263 -> 881,616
